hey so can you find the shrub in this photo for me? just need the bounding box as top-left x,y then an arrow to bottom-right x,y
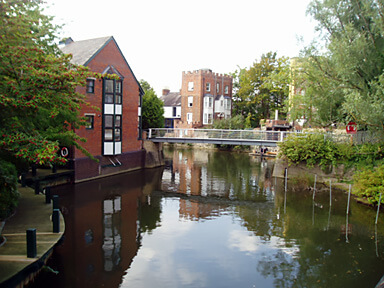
0,159 -> 19,220
278,133 -> 338,169
353,164 -> 384,205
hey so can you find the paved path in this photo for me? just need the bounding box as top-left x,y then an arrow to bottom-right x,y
0,185 -> 64,287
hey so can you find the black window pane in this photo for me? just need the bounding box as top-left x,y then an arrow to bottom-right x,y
115,115 -> 121,127
105,115 -> 113,128
116,81 -> 122,94
105,94 -> 114,104
104,129 -> 113,141
86,79 -> 95,93
114,128 -> 121,141
115,94 -> 122,104
105,79 -> 114,93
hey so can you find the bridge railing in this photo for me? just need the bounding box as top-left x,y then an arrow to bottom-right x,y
148,128 -> 295,142
148,128 -> 378,145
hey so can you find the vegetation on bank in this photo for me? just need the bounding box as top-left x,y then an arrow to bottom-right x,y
278,133 -> 384,205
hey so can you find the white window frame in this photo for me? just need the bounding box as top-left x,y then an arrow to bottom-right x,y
187,113 -> 193,124
206,82 -> 211,92
188,96 -> 193,107
188,82 -> 194,91
225,85 -> 229,94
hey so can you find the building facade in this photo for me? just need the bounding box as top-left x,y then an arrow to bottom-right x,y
179,69 -> 233,128
160,89 -> 181,128
61,36 -> 145,182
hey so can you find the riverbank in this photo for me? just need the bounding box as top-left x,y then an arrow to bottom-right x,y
272,159 -> 378,208
0,184 -> 65,288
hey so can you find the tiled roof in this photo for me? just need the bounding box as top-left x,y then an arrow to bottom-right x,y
160,92 -> 181,106
61,36 -> 113,66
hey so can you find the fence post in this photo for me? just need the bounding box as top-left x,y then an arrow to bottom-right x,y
26,228 -> 37,258
148,129 -> 152,139
45,186 -> 51,204
52,209 -> 60,233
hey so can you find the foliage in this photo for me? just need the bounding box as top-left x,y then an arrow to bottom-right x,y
0,0 -> 95,168
212,115 -> 245,130
279,131 -> 384,172
353,164 -> 384,205
278,133 -> 339,168
299,0 -> 384,137
0,159 -> 19,220
232,52 -> 291,127
140,80 -> 164,130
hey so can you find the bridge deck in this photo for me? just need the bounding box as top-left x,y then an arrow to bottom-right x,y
148,128 -> 287,146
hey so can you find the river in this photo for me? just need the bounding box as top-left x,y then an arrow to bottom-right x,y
29,147 -> 384,288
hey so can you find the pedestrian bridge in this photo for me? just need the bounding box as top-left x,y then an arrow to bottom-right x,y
148,128 -> 293,147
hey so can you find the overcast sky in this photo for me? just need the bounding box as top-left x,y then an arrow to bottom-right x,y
45,0 -> 317,96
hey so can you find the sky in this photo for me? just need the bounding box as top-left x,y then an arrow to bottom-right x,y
45,0 -> 317,96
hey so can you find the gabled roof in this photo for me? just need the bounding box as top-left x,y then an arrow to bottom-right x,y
61,36 -> 112,66
60,36 -> 144,95
160,92 -> 181,107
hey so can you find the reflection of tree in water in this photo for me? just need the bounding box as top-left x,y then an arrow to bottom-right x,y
139,192 -> 162,234
206,151 -> 273,202
254,198 -> 384,288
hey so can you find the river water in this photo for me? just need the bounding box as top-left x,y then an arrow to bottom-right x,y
29,148 -> 384,288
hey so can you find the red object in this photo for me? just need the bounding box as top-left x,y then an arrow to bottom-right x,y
346,122 -> 357,134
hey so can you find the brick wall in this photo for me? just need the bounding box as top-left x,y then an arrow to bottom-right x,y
74,39 -> 142,159
179,69 -> 233,128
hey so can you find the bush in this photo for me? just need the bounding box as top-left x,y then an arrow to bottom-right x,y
353,164 -> 384,205
278,133 -> 338,169
0,159 -> 19,220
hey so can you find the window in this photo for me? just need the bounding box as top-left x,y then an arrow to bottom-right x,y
187,113 -> 192,124
86,78 -> 95,93
104,115 -> 121,141
104,79 -> 122,104
225,99 -> 231,109
225,85 -> 229,94
203,113 -> 213,124
188,96 -> 193,107
85,115 -> 94,129
206,82 -> 211,92
216,83 -> 220,94
115,81 -> 122,104
204,97 -> 212,108
188,81 -> 194,91
104,115 -> 114,141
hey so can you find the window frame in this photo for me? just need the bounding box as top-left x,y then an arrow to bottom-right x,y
84,114 -> 95,129
188,96 -> 193,107
86,78 -> 95,94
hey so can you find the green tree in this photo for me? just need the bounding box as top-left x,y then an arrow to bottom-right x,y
140,80 -> 164,130
302,0 -> 384,134
232,52 -> 290,127
0,0 -> 95,169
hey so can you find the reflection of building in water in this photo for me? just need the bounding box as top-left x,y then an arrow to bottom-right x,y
103,196 -> 122,272
162,150 -> 276,220
52,170 -> 161,288
179,199 -> 221,221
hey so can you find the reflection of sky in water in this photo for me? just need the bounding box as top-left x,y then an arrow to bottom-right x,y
121,198 -> 299,288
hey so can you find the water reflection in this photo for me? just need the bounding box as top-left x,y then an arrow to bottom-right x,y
29,148 -> 384,288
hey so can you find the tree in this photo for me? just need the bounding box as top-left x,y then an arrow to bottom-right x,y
140,80 -> 164,130
0,0 -> 94,169
302,0 -> 384,134
232,52 -> 291,127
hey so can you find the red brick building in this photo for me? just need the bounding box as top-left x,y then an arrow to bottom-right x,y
178,69 -> 233,128
61,36 -> 145,182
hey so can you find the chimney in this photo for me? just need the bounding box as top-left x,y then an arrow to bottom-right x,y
59,37 -> 74,48
162,89 -> 170,96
